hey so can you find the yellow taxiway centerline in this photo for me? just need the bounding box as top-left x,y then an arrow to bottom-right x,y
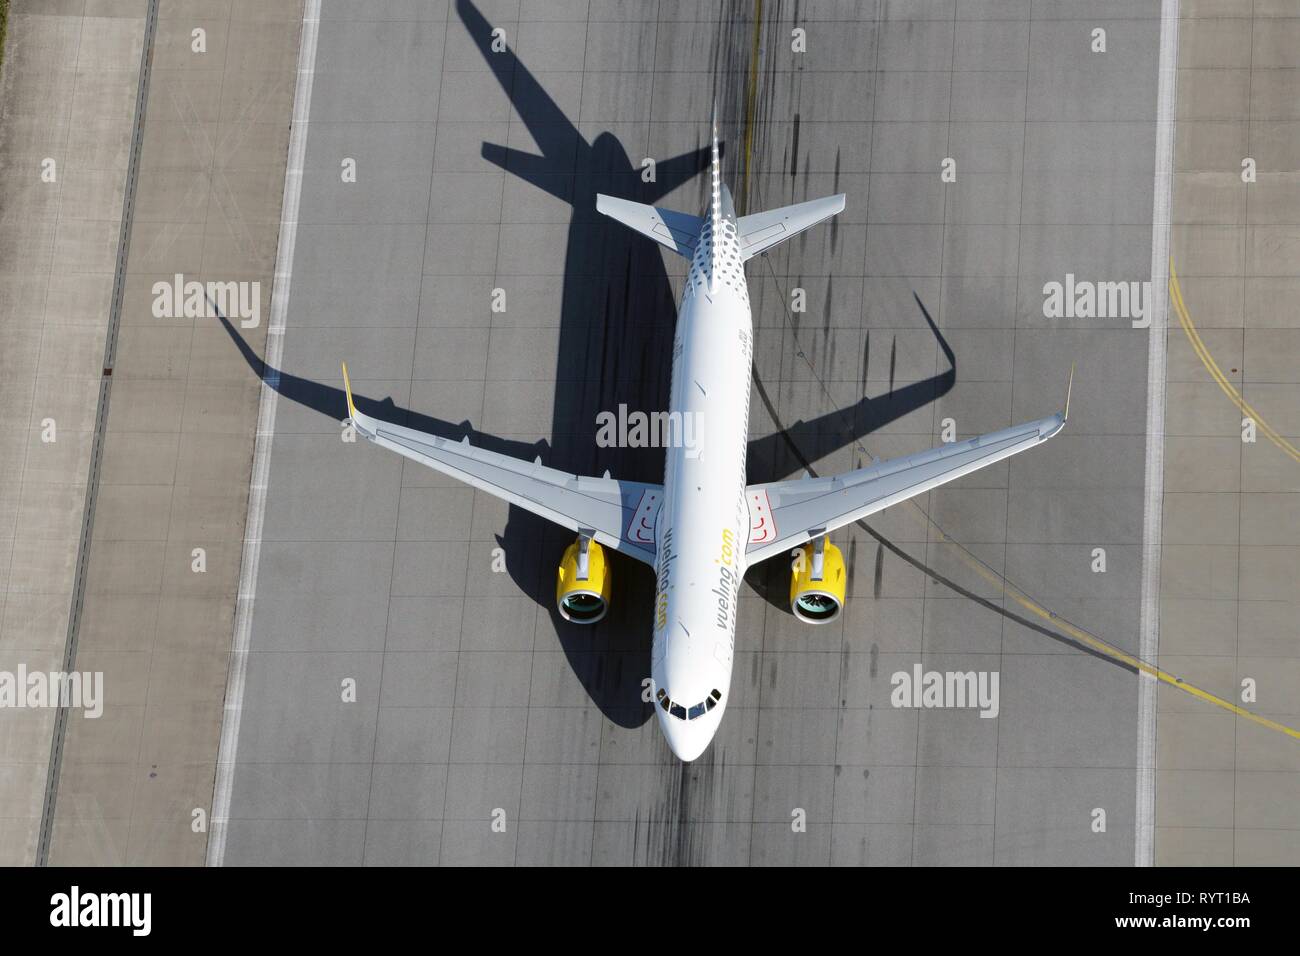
919,514 -> 1300,741
900,264 -> 1300,739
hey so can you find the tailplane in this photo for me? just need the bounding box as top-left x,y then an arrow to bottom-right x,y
594,103 -> 724,259
596,102 -> 845,261
734,194 -> 845,260
593,195 -> 703,259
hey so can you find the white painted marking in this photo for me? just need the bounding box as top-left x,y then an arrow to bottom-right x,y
747,488 -> 775,544
1136,0 -> 1180,869
626,490 -> 660,545
206,0 -> 322,868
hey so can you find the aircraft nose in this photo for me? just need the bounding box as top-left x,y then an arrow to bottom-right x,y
659,711 -> 715,762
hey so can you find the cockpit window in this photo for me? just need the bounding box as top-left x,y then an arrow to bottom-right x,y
659,688 -> 724,720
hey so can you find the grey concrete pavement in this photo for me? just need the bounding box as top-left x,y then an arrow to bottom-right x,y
34,0 -> 305,866
0,0 -> 148,868
19,0 -> 1297,871
216,0 -> 1168,866
1156,2 -> 1300,866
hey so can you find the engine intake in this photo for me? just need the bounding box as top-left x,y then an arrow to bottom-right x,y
789,537 -> 845,624
556,536 -> 611,624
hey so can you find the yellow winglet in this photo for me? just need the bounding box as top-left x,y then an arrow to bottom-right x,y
341,362 -> 357,420
1064,362 -> 1075,421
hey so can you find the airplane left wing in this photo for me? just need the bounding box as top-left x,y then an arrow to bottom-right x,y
342,364 -> 661,566
745,371 -> 1073,565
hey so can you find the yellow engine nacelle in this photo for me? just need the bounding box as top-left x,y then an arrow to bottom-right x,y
556,536 -> 612,624
789,538 -> 846,624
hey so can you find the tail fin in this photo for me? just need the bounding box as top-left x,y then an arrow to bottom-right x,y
595,104 -> 723,260
710,97 -> 844,262
709,99 -> 722,237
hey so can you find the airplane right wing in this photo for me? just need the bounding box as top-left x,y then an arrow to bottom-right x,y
745,371 -> 1072,565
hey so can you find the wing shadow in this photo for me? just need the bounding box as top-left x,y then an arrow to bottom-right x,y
745,291 -> 956,484
743,292 -> 957,615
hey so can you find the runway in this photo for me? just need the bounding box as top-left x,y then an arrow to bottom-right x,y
214,0 -> 1163,865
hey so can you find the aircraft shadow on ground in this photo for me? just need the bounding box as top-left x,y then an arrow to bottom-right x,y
218,0 -> 956,729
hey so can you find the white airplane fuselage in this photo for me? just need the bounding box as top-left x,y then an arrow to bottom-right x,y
651,200 -> 753,761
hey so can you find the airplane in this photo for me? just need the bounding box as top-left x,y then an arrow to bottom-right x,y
340,106 -> 1072,762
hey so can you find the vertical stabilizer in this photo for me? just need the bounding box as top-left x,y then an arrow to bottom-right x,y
709,100 -> 722,290
710,100 -> 722,234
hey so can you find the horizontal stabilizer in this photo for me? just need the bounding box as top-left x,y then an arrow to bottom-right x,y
737,194 -> 846,260
595,194 -> 703,258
